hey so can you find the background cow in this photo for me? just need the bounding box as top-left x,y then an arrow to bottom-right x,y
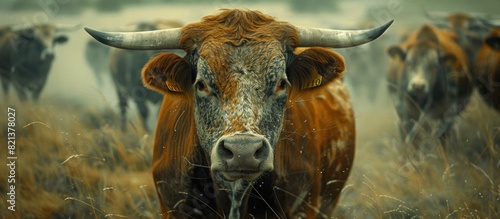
475,27 -> 500,111
84,39 -> 110,87
107,20 -> 184,131
387,24 -> 473,147
0,23 -> 71,101
339,17 -> 395,103
426,12 -> 493,84
86,9 -> 392,218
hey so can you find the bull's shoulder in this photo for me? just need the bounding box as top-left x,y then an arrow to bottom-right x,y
276,80 -> 355,216
284,80 -> 354,141
281,79 -> 355,158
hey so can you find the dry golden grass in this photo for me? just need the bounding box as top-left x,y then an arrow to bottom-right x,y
0,90 -> 498,218
334,91 -> 500,218
0,100 -> 160,218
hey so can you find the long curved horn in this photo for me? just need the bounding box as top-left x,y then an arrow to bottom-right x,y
84,27 -> 182,50
297,19 -> 393,48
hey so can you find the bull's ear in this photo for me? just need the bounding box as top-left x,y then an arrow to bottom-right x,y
387,46 -> 406,61
287,47 -> 345,90
142,52 -> 192,94
485,35 -> 500,50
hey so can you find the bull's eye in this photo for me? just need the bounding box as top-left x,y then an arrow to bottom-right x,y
196,81 -> 205,90
275,78 -> 288,93
195,80 -> 209,93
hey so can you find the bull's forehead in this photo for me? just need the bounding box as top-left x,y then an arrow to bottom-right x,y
406,44 -> 439,67
36,24 -> 56,36
33,24 -> 57,47
197,41 -> 286,96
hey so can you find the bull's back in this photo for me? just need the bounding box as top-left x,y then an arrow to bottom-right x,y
276,79 -> 355,217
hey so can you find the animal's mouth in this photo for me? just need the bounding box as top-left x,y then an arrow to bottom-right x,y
220,170 -> 261,181
409,90 -> 428,102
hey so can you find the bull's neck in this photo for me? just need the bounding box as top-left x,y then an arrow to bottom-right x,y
230,179 -> 252,219
217,179 -> 253,219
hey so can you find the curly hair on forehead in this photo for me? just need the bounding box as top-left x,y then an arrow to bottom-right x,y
179,9 -> 300,50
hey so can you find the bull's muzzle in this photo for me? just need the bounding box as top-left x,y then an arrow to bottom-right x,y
408,78 -> 429,97
211,133 -> 273,181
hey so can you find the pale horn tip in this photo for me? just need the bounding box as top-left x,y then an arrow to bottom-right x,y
372,19 -> 394,39
84,27 -> 117,47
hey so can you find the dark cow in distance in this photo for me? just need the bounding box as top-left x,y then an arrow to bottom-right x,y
0,23 -> 70,101
108,21 -> 184,131
387,24 -> 473,146
85,39 -> 110,87
85,20 -> 184,88
86,9 -> 392,218
475,27 -> 500,111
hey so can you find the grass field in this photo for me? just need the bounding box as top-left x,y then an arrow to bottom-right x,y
1,89 -> 498,218
333,90 -> 500,218
0,101 -> 160,218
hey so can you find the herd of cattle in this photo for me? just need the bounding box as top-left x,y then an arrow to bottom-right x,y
0,8 -> 499,218
387,12 -> 500,146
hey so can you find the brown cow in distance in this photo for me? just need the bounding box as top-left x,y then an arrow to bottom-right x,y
86,9 -> 392,218
387,24 -> 473,146
475,28 -> 500,111
426,12 -> 492,76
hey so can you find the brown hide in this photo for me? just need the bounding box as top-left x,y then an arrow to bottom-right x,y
475,28 -> 500,111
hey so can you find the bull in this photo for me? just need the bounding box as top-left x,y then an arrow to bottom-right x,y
387,24 -> 473,146
86,9 -> 392,218
0,23 -> 71,101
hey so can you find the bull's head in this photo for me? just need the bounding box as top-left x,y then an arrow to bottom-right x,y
85,9 -> 391,189
9,23 -> 78,60
387,25 -> 459,103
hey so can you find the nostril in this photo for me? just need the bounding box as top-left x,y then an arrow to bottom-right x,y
254,141 -> 266,159
218,141 -> 234,159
